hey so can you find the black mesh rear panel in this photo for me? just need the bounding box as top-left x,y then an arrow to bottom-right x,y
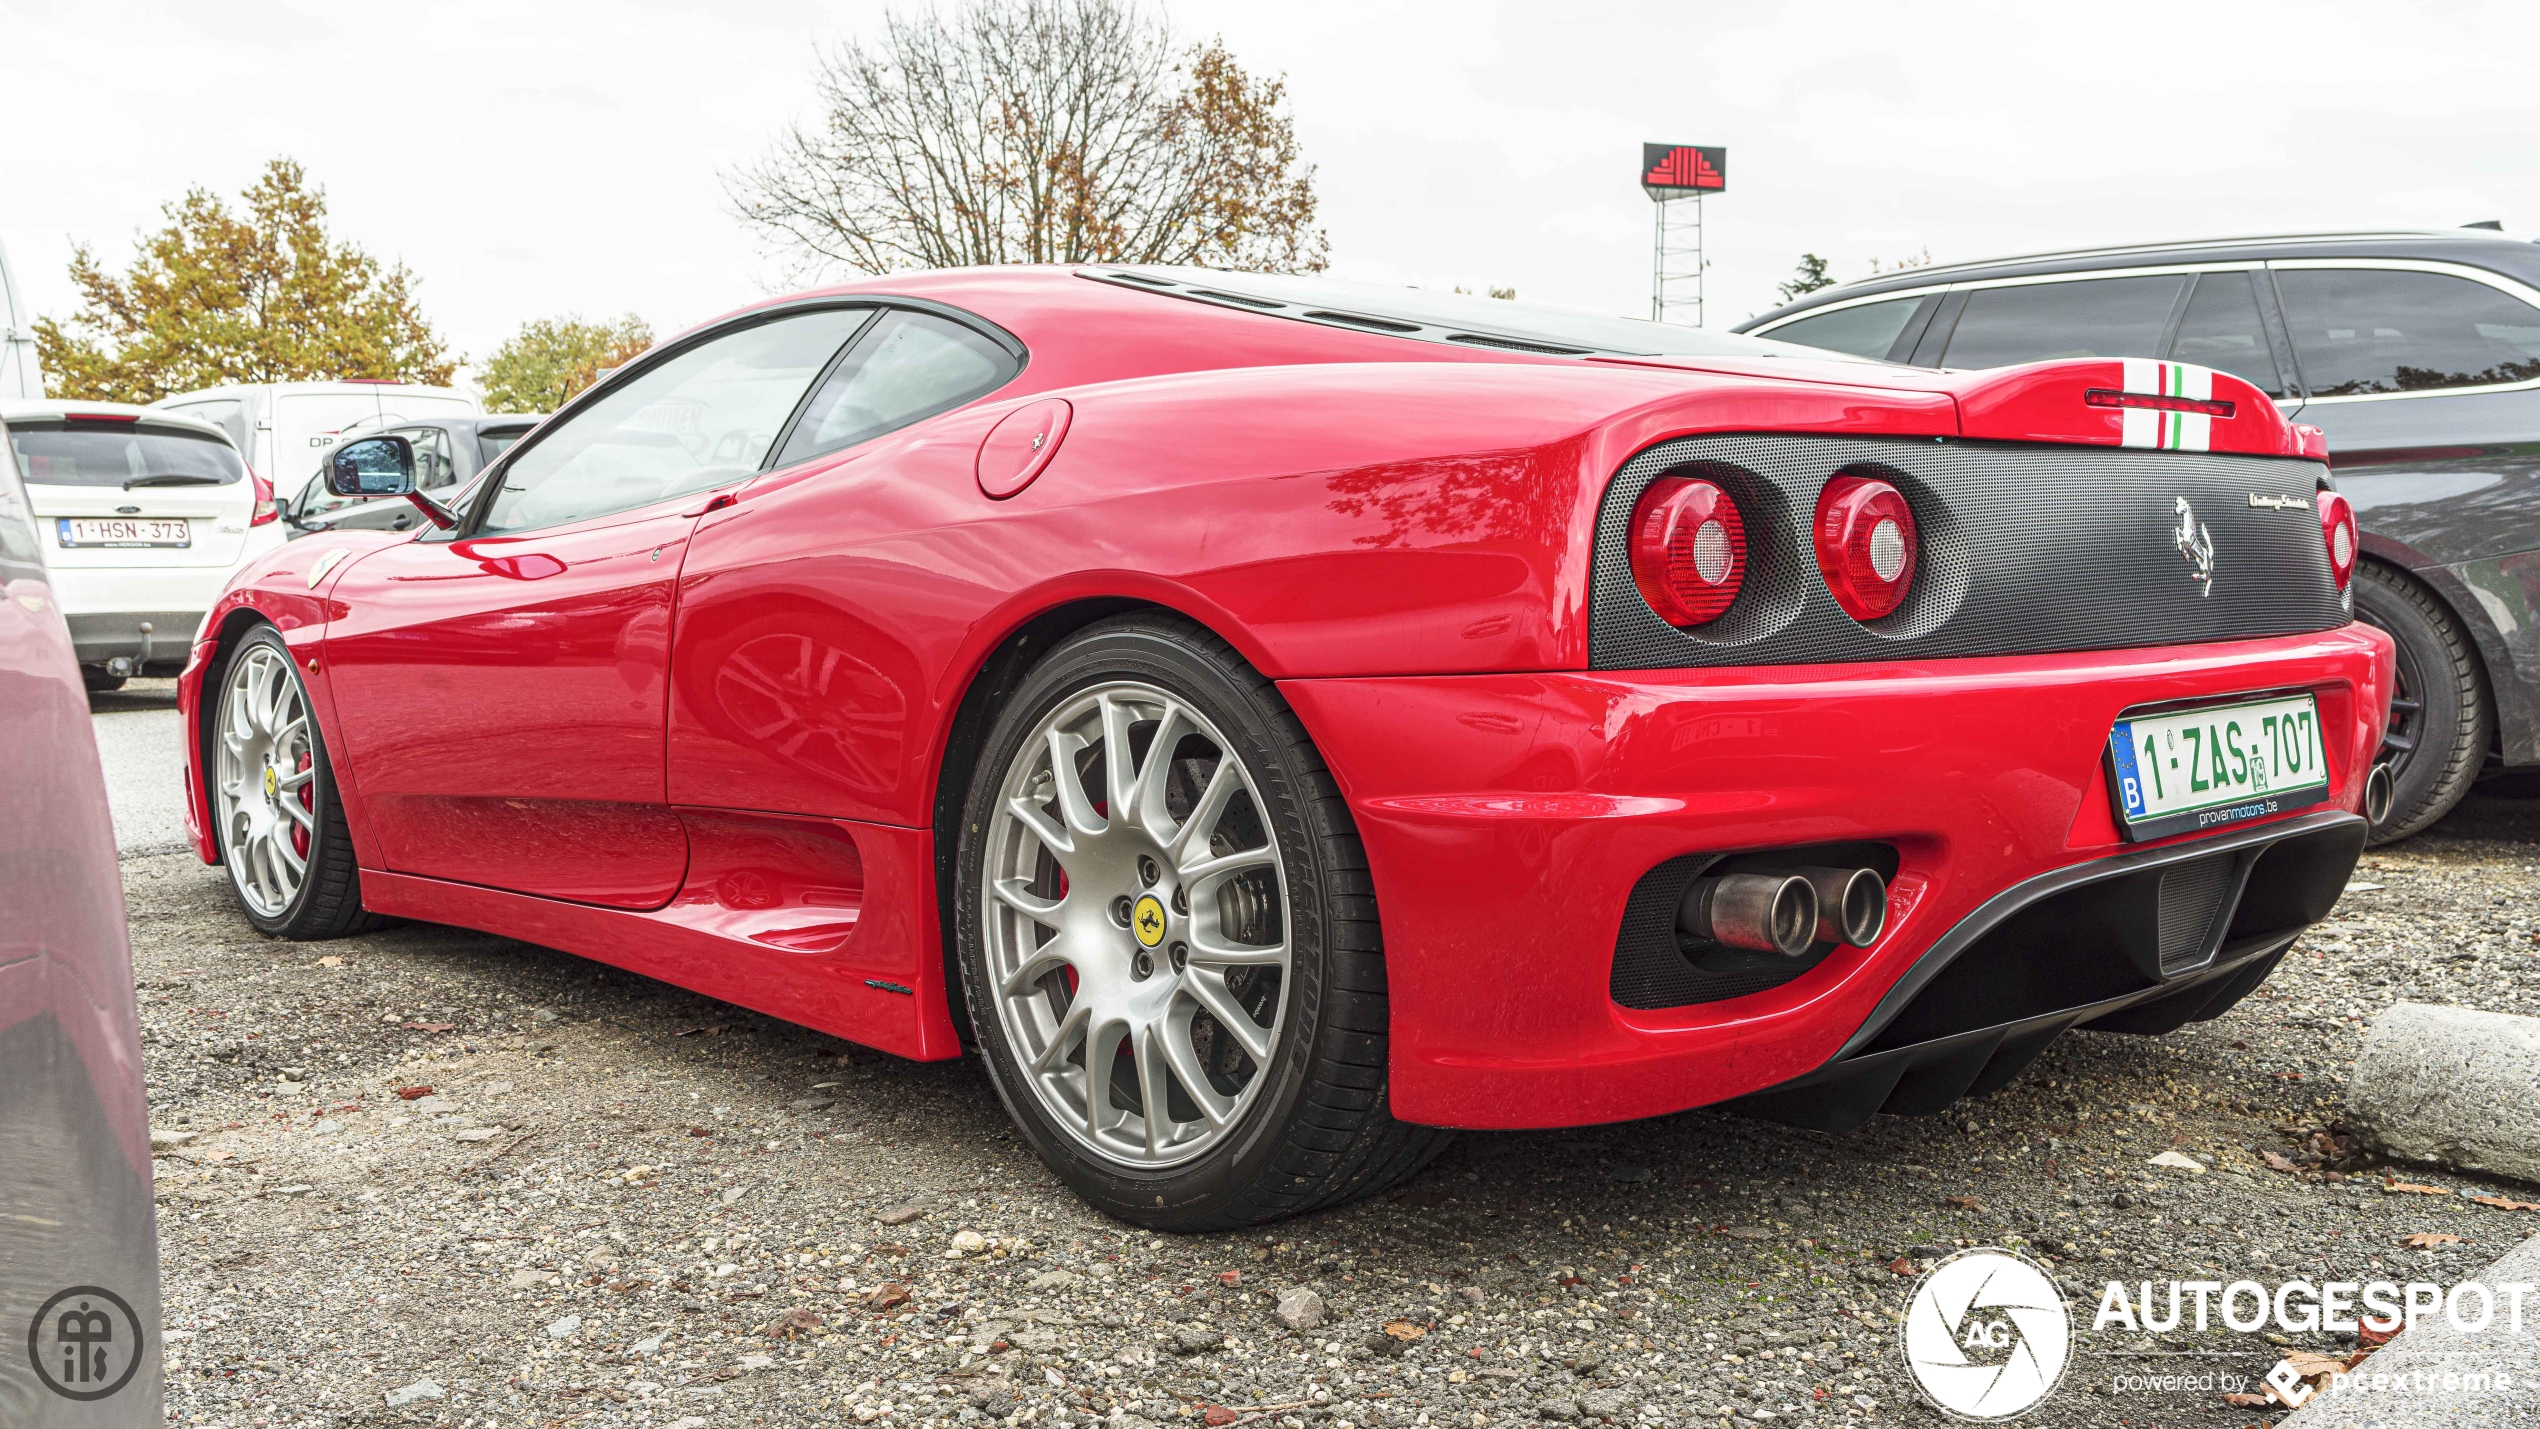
2155,855 -> 2233,976
1590,435 -> 2343,669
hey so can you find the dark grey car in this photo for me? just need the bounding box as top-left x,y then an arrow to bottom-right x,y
283,413 -> 546,538
1736,229 -> 2540,841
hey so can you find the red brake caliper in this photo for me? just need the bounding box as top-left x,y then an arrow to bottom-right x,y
1051,868 -> 1077,995
293,751 -> 314,858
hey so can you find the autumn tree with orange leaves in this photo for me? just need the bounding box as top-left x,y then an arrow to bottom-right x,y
727,0 -> 1326,278
36,159 -> 453,404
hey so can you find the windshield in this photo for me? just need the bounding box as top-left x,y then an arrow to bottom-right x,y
9,421 -> 244,487
1092,267 -> 1867,362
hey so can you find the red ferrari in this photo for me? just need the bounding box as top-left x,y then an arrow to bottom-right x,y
179,267 -> 2392,1228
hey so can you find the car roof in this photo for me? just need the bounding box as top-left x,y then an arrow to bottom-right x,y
0,398 -> 237,443
703,263 -> 1865,374
1084,266 -> 1856,361
1734,228 -> 2540,331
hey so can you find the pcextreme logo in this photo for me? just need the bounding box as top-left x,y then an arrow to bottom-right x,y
1902,1248 -> 2072,1421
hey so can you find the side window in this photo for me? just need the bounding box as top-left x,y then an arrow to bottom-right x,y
481,308 -> 871,536
411,427 -> 457,490
2275,268 -> 2540,396
1938,275 -> 2188,369
773,310 -> 1017,468
1760,296 -> 1929,361
2167,272 -> 2284,396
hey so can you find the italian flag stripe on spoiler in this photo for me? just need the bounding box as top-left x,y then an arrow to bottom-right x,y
2118,359 -> 2216,452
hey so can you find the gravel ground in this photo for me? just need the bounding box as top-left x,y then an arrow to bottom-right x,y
123,747 -> 2540,1429
92,676 -> 187,856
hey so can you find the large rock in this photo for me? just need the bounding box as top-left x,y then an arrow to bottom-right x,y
2345,1003 -> 2540,1183
2280,1229 -> 2540,1428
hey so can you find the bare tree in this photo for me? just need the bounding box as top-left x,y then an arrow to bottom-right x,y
727,0 -> 1326,279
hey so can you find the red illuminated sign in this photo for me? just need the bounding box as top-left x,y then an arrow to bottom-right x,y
1641,144 -> 1727,199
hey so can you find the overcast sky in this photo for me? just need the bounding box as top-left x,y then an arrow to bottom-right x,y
5,0 -> 2536,384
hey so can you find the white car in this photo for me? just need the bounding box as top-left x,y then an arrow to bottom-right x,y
153,380 -> 481,505
0,399 -> 282,690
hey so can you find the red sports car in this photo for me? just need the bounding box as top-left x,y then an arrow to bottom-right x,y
179,267 -> 2393,1228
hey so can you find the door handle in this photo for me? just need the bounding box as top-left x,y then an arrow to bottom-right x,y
683,491 -> 739,518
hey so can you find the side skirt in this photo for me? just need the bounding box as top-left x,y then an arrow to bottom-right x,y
359,813 -> 963,1061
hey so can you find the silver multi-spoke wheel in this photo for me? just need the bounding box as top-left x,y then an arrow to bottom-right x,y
215,639 -> 317,918
981,680 -> 1289,1169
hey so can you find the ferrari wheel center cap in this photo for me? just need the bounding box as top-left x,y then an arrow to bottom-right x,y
1131,893 -> 1168,949
263,765 -> 279,800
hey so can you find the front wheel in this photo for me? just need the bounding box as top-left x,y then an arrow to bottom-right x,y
954,615 -> 1448,1229
210,626 -> 381,939
2353,562 -> 2491,843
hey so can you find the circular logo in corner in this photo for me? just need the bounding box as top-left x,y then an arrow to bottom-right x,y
1901,1248 -> 2070,1421
27,1285 -> 146,1401
1131,893 -> 1168,949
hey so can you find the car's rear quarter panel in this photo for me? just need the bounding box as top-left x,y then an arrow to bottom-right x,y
1286,624 -> 2391,1127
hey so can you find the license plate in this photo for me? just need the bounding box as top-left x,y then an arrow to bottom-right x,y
2107,693 -> 2331,841
58,517 -> 191,548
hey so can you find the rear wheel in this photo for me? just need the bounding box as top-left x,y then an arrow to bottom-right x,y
954,614 -> 1448,1229
211,626 -> 381,939
2353,561 -> 2490,843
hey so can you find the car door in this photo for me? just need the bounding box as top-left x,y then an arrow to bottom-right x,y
667,305 -> 1024,824
321,307 -> 874,907
2271,263 -> 2540,473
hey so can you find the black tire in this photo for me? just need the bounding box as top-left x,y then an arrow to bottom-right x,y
81,666 -> 127,694
210,626 -> 384,940
953,613 -> 1449,1230
2354,562 -> 2490,843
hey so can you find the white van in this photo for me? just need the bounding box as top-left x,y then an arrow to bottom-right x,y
153,380 -> 481,503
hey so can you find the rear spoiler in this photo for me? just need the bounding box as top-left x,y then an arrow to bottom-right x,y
1592,354 -> 2329,461
1953,359 -> 2325,460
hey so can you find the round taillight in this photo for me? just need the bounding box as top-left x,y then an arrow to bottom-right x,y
1813,475 -> 1919,621
2317,490 -> 2359,590
1628,476 -> 1746,626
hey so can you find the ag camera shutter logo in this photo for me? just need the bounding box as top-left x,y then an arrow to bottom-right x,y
1902,1248 -> 2071,1420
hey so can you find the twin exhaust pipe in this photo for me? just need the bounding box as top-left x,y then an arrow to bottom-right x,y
1678,865 -> 1889,959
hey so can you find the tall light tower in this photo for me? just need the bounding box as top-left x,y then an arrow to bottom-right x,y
1642,143 -> 1726,327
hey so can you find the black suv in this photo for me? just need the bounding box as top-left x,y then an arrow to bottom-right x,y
284,413 -> 547,537
1738,229 -> 2540,841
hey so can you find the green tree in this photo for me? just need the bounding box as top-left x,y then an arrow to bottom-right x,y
35,158 -> 454,404
1775,253 -> 1835,304
477,314 -> 655,414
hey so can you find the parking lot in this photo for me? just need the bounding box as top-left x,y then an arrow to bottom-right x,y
103,678 -> 2540,1428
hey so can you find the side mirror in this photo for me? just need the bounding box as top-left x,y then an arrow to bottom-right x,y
326,436 -> 415,498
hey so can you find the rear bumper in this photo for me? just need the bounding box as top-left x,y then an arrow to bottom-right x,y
66,610 -> 204,671
1278,623 -> 2393,1130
